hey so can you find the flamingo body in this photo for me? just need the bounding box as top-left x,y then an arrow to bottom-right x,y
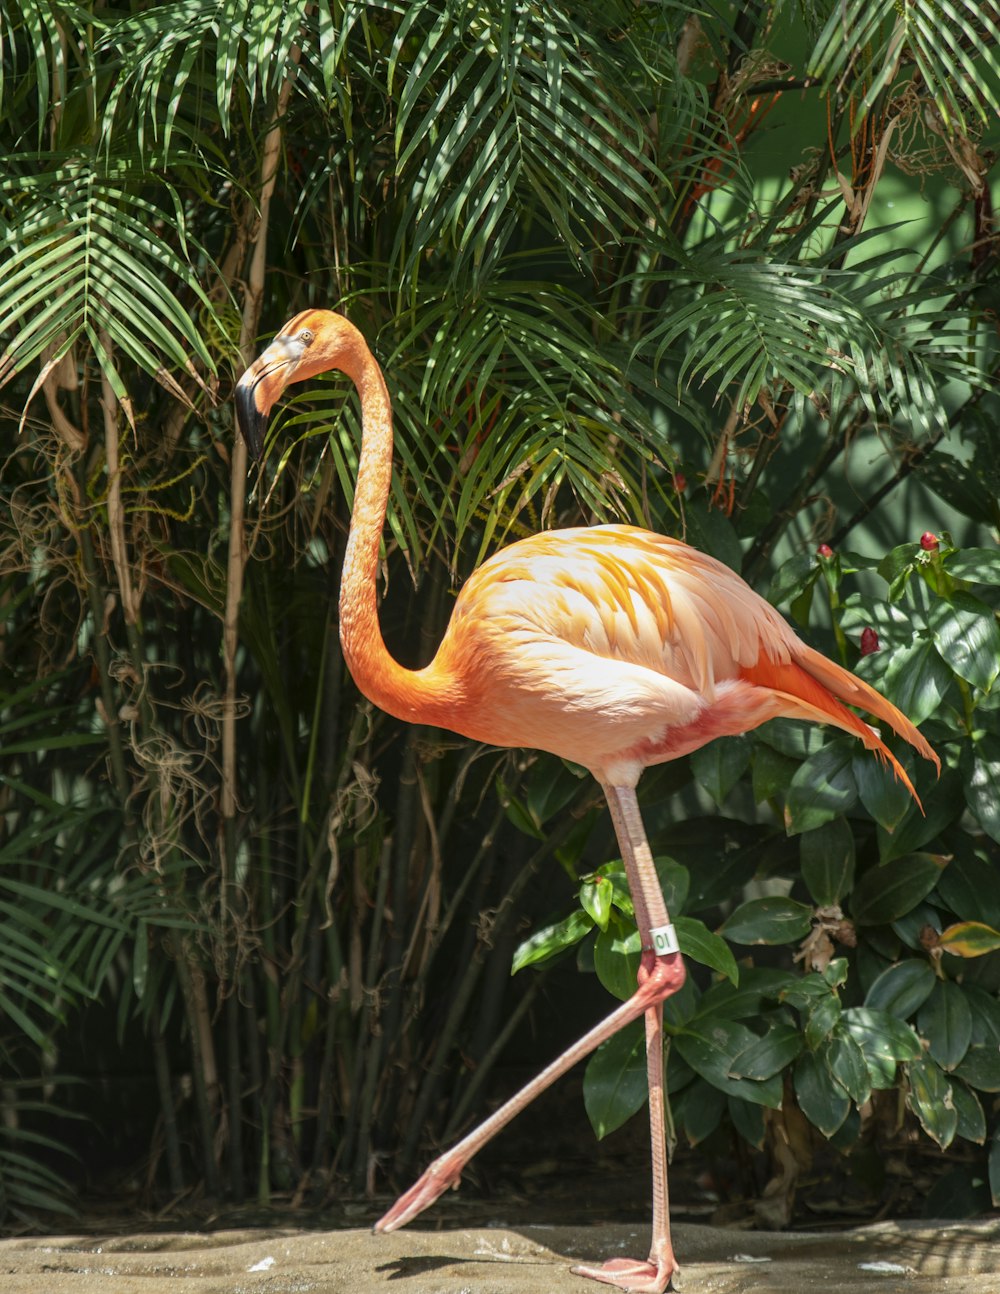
236,309 -> 938,1294
348,522 -> 933,792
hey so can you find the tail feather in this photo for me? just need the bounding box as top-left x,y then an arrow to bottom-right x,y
741,644 -> 939,807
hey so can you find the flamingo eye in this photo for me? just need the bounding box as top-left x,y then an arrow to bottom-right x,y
298,328 -> 314,344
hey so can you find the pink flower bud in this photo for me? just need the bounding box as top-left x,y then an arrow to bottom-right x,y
817,543 -> 834,558
860,627 -> 880,656
920,532 -> 939,552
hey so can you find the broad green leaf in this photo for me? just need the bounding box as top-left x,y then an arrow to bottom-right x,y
805,992 -> 842,1049
851,853 -> 949,925
928,592 -> 1000,693
594,925 -> 640,1002
580,877 -> 613,932
800,817 -> 855,905
677,1081 -> 726,1146
906,1056 -> 958,1149
729,1022 -> 803,1081
842,1006 -> 922,1088
675,1021 -> 783,1108
945,548 -> 1000,584
934,852 -> 1000,929
824,1031 -> 871,1106
864,959 -> 936,1019
917,980 -> 973,1071
728,1094 -> 766,1149
675,916 -> 740,984
877,766 -> 965,862
882,638 -> 953,726
853,749 -> 918,833
951,1081 -> 987,1145
794,1051 -> 849,1137
953,1044 -> 1000,1092
719,896 -> 813,946
583,1021 -> 647,1139
752,742 -> 800,805
690,735 -> 752,806
967,737 -> 1000,844
511,908 -> 592,973
785,742 -> 858,833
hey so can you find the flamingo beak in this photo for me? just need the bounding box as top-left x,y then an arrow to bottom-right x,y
234,335 -> 304,460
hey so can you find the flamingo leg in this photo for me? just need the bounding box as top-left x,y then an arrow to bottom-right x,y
375,784 -> 684,1294
570,785 -> 678,1292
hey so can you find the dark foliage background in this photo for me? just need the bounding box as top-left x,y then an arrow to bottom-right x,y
1,0 -> 999,1229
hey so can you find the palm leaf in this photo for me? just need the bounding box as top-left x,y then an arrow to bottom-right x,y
809,0 -> 1000,134
389,1 -> 664,277
0,155 -> 219,394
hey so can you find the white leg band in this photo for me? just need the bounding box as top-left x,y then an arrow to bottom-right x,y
649,924 -> 680,955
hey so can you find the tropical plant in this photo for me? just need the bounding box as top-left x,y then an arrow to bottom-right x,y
0,0 -> 998,1229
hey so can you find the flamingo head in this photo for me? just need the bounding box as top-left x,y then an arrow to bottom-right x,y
235,308 -> 368,459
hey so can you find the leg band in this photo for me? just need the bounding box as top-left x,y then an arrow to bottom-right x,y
649,923 -> 680,955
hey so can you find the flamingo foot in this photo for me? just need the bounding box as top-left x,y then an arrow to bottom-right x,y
570,1254 -> 678,1293
373,1155 -> 464,1233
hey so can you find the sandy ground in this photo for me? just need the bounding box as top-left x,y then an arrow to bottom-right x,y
3,1217 -> 1000,1294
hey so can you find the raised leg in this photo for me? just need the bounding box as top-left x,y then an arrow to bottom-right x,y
375,783 -> 684,1294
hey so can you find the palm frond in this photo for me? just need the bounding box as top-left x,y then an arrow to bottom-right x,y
635,235 -> 984,435
388,1 -> 665,277
0,155 -> 219,395
809,0 -> 1000,135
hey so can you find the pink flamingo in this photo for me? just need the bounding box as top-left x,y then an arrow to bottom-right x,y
236,309 -> 938,1292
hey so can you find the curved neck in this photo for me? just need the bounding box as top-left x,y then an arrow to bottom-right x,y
337,343 -> 454,724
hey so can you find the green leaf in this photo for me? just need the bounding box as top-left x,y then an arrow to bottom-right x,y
675,1021 -> 783,1108
752,742 -> 800,804
512,908 -> 593,973
917,981 -> 973,1071
675,916 -> 740,984
719,896 -> 813,946
677,1081 -> 726,1146
794,1050 -> 850,1137
951,1081 -> 987,1145
690,735 -> 752,806
800,817 -> 855,905
785,742 -> 858,833
882,638 -> 954,726
928,592 -> 1000,693
945,548 -> 1000,584
906,1056 -> 958,1149
968,736 -> 1000,844
729,1021 -> 803,1080
842,1006 -> 922,1088
851,853 -> 949,925
728,1094 -> 766,1150
864,959 -> 936,1019
594,924 -> 640,1002
583,1020 -> 647,1139
825,1031 -> 872,1106
805,992 -> 842,1049
934,852 -> 1000,929
853,750 -> 917,834
580,877 -> 613,932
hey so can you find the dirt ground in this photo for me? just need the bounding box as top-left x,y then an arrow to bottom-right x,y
3,1216 -> 1000,1294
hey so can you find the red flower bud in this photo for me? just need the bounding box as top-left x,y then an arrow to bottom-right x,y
920,531 -> 939,552
860,627 -> 880,656
672,472 -> 687,493
817,543 -> 834,558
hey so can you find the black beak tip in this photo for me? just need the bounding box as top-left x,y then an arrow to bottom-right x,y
235,381 -> 268,461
